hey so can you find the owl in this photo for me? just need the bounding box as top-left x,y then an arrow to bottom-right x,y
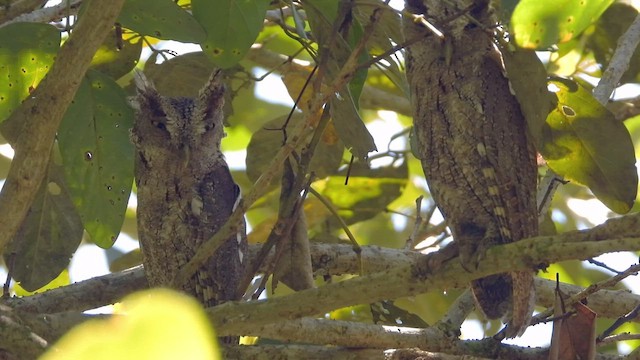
130,70 -> 247,312
404,0 -> 538,337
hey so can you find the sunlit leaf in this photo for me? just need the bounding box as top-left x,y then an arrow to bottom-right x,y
14,269 -> 70,296
41,289 -> 220,360
511,0 -> 613,49
193,0 -> 269,68
90,29 -> 142,80
0,22 -> 59,123
118,0 -> 206,43
58,70 -> 134,248
320,161 -> 408,225
542,78 -> 637,213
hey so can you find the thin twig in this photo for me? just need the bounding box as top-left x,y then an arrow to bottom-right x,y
532,262 -> 640,325
405,196 -> 424,250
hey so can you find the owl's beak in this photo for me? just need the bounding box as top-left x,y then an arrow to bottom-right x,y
181,146 -> 191,169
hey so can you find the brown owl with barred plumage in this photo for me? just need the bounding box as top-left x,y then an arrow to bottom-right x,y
130,70 -> 247,313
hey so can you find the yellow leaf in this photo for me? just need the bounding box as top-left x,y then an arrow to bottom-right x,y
41,288 -> 220,360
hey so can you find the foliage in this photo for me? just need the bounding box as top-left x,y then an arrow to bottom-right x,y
0,0 -> 639,357
40,288 -> 220,360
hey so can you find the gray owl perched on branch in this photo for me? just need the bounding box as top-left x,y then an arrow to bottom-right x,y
404,0 -> 538,337
131,70 -> 247,314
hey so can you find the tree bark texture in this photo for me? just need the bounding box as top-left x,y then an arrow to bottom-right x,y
403,0 -> 538,337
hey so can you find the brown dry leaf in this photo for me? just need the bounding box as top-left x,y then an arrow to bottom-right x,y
549,283 -> 596,360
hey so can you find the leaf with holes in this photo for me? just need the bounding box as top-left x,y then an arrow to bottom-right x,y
4,164 -> 83,292
192,0 -> 269,68
0,22 -> 59,123
511,0 -> 613,49
117,0 -> 206,43
58,70 -> 134,248
542,78 -> 637,213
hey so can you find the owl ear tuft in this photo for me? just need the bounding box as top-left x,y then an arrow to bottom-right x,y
196,69 -> 225,122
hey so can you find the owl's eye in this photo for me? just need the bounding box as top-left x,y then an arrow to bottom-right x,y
204,123 -> 215,131
151,118 -> 167,131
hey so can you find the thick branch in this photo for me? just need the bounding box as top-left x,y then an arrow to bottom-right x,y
7,266 -> 147,314
10,213 -> 640,320
208,214 -> 640,335
244,318 -> 551,359
0,0 -> 125,254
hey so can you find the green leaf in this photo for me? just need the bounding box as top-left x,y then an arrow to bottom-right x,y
14,269 -> 71,296
193,0 -> 269,68
511,0 -> 613,49
144,51 -> 215,98
542,78 -> 637,213
246,115 -> 343,184
0,22 -> 59,123
330,92 -> 377,159
41,289 -> 221,360
118,0 -> 206,43
90,28 -> 142,80
305,0 -> 376,159
58,70 -> 134,248
4,163 -> 83,292
587,3 -> 640,83
320,161 -> 408,226
501,47 -> 557,146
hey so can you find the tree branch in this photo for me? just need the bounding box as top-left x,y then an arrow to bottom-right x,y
9,213 -> 640,321
0,0 -> 83,27
593,12 -> 640,103
0,0 -> 125,255
208,214 -> 640,336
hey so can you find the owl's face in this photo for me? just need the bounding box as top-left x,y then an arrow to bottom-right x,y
131,71 -> 226,170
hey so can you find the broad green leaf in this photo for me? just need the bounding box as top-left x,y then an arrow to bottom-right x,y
145,51 -> 215,98
319,161 -> 408,226
193,0 -> 269,68
90,29 -> 142,80
587,3 -> 640,83
511,0 -> 613,49
4,163 -> 82,292
501,47 -> 557,146
41,289 -> 220,360
58,70 -> 134,248
246,115 -> 343,183
329,91 -> 377,159
0,22 -> 59,123
542,78 -> 637,213
118,0 -> 206,43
